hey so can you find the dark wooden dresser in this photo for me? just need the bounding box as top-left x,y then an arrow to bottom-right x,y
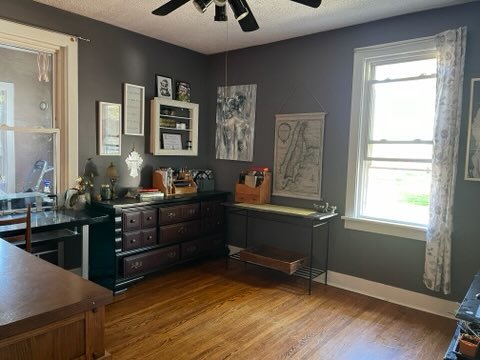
89,191 -> 228,294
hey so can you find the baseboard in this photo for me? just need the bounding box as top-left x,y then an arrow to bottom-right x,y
227,245 -> 457,319
313,271 -> 457,319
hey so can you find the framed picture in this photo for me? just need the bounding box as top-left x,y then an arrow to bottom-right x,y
273,112 -> 325,199
156,74 -> 173,99
176,81 -> 191,102
162,133 -> 182,150
123,83 -> 145,136
465,78 -> 480,181
98,101 -> 121,156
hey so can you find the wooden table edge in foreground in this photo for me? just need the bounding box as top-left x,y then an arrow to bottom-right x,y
0,239 -> 112,360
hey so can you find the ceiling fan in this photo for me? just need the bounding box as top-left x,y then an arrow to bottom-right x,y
152,0 -> 322,32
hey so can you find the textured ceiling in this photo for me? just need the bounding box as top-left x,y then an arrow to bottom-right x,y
35,0 -> 474,54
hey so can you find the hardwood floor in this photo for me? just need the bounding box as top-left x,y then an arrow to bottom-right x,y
105,258 -> 456,359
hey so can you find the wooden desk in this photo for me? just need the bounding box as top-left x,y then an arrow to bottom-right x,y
0,239 -> 112,360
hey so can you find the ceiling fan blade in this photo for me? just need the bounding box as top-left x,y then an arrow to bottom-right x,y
290,0 -> 322,8
238,1 -> 259,32
152,0 -> 191,16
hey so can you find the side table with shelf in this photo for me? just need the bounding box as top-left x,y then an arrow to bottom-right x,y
150,97 -> 198,156
224,203 -> 337,294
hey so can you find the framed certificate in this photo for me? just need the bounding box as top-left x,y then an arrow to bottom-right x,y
123,83 -> 145,136
162,133 -> 182,150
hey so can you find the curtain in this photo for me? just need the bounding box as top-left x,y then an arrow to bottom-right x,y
423,27 -> 466,295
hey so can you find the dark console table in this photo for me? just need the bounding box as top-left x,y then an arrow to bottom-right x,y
0,209 -> 109,278
445,272 -> 480,359
89,191 -> 229,294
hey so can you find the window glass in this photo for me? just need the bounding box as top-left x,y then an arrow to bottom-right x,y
373,58 -> 437,81
370,78 -> 436,141
0,42 -> 56,210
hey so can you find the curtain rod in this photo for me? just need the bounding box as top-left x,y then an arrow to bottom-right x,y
0,15 -> 91,42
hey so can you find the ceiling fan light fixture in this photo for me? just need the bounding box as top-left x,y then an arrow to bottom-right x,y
214,5 -> 228,21
193,0 -> 213,13
228,0 -> 248,21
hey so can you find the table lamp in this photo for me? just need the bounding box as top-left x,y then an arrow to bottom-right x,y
106,162 -> 119,199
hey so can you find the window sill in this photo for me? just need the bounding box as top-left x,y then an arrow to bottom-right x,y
342,216 -> 426,241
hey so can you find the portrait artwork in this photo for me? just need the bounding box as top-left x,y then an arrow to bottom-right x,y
215,84 -> 257,161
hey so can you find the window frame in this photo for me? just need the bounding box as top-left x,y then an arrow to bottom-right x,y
344,36 -> 437,241
0,18 -> 78,196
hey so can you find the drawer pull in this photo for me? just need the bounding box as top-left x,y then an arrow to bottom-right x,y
167,251 -> 177,259
131,261 -> 143,269
130,219 -> 136,223
168,212 -> 176,218
130,238 -> 137,243
146,216 -> 153,220
147,236 -> 153,240
187,245 -> 197,252
178,226 -> 186,235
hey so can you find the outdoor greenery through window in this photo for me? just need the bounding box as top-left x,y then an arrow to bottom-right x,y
346,37 -> 438,234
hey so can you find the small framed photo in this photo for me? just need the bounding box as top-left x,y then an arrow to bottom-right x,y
465,78 -> 480,180
162,133 -> 182,150
98,101 -> 121,156
176,81 -> 191,102
156,74 -> 173,99
123,83 -> 145,136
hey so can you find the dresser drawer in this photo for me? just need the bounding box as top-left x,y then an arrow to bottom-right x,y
142,209 -> 157,228
202,216 -> 224,235
159,220 -> 201,245
201,200 -> 223,218
181,238 -> 208,260
123,245 -> 179,277
123,212 -> 141,231
142,228 -> 157,247
159,203 -> 200,225
123,231 -> 142,251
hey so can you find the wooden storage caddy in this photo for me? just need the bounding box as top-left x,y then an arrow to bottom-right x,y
239,245 -> 307,275
235,172 -> 271,204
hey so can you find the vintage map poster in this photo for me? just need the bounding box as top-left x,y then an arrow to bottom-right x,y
273,113 -> 325,199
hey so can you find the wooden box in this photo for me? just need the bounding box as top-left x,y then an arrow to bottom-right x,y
239,245 -> 307,275
235,172 -> 271,204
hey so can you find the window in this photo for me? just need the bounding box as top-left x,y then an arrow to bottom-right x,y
0,19 -> 78,212
344,37 -> 437,241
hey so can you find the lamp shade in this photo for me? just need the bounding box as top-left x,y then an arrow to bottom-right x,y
193,0 -> 213,13
228,0 -> 248,20
106,162 -> 118,178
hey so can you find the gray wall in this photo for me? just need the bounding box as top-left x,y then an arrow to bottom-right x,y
0,0 -> 212,191
208,2 -> 480,301
1,0 -> 479,300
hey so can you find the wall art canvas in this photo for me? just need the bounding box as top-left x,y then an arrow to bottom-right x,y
273,112 -> 325,199
215,84 -> 257,161
465,78 -> 480,181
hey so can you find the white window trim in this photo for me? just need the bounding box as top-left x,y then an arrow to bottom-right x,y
0,18 -> 78,195
344,36 -> 437,241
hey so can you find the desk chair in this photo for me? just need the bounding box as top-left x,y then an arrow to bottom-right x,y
0,206 -> 32,252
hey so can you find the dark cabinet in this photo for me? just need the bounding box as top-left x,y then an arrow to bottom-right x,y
89,192 -> 228,294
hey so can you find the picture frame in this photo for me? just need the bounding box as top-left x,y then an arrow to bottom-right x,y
273,112 -> 325,199
175,81 -> 191,102
465,78 -> 480,181
98,101 -> 122,156
123,83 -> 145,136
156,74 -> 173,99
162,133 -> 182,150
